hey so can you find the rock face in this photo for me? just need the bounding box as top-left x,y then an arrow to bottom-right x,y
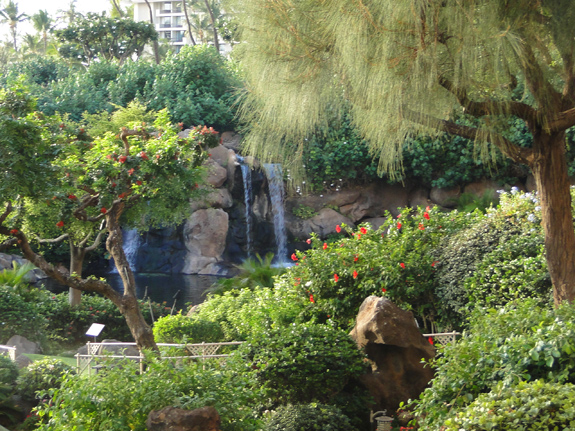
350,296 -> 435,412
6,335 -> 41,355
146,406 -> 221,431
181,209 -> 229,274
0,253 -> 47,283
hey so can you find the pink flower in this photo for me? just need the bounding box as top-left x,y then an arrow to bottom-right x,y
400,262 -> 405,269
336,225 -> 341,233
334,273 -> 339,282
353,270 -> 358,279
306,238 -> 311,244
291,253 -> 298,261
360,227 -> 367,234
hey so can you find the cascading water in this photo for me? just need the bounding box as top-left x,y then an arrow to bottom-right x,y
263,163 -> 289,265
237,156 -> 253,257
110,228 -> 141,273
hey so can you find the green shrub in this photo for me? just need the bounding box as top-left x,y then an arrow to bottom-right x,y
193,286 -> 306,341
36,358 -> 263,431
0,355 -> 18,387
17,359 -> 76,401
443,380 -> 575,430
293,205 -> 319,219
414,300 -> 575,429
0,285 -> 47,344
265,403 -> 356,431
236,323 -> 366,406
153,313 -> 224,344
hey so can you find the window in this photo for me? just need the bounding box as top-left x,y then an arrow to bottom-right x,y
160,17 -> 172,28
163,31 -> 172,40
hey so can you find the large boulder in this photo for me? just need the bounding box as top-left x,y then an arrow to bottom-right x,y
6,335 -> 41,355
208,145 -> 231,168
190,188 -> 233,212
147,406 -> 221,431
286,208 -> 355,240
220,131 -> 242,151
350,296 -> 435,412
182,209 -> 228,274
204,159 -> 228,188
463,178 -> 499,198
430,185 -> 460,208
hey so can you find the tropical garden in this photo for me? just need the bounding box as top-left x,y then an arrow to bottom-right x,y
1,0 -> 575,430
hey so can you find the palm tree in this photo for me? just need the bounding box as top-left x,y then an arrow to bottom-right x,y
31,9 -> 53,53
0,0 -> 28,51
21,33 -> 41,56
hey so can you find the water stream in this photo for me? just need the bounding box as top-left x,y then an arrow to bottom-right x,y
237,156 -> 253,257
263,163 -> 289,264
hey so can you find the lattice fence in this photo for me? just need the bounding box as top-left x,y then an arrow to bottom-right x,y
423,331 -> 460,346
0,345 -> 16,361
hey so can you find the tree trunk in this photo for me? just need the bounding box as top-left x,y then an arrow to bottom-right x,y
105,206 -> 157,351
530,130 -> 575,305
182,0 -> 196,45
203,0 -> 220,53
143,0 -> 161,64
68,243 -> 86,306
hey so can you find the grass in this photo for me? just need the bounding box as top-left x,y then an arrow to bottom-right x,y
23,353 -> 77,368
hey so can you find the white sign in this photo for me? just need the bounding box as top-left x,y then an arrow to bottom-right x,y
86,323 -> 105,337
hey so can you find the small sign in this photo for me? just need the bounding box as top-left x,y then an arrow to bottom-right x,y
86,323 -> 105,337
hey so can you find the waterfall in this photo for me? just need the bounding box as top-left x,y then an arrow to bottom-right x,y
263,164 -> 288,264
237,156 -> 253,257
110,228 -> 141,273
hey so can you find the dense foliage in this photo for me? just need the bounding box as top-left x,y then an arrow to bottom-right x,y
17,359 -> 75,402
36,358 -> 262,431
414,300 -> 575,429
264,403 -> 355,431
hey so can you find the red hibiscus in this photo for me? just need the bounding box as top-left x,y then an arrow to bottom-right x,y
68,195 -> 77,200
56,221 -> 64,228
419,223 -> 425,230
10,229 -> 18,235
119,155 -> 127,164
397,222 -> 402,229
428,337 -> 434,345
128,168 -> 135,176
423,212 -> 430,220
140,151 -> 149,160
306,238 -> 311,244
360,227 -> 367,234
334,273 -> 339,282
335,225 -> 341,233
136,180 -> 142,186
400,262 -> 405,269
309,294 -> 315,303
353,270 -> 358,279
381,287 -> 387,293
291,253 -> 298,261
323,243 -> 327,250
100,207 -> 107,214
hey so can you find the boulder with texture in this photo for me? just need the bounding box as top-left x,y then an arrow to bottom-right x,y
182,209 -> 228,274
146,406 -> 221,431
220,131 -> 242,151
430,186 -> 460,208
204,159 -> 228,188
350,296 -> 435,412
6,335 -> 41,355
285,208 -> 355,240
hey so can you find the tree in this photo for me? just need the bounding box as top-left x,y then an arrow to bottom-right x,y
54,13 -> 158,65
0,0 -> 28,51
0,86 -> 219,350
233,0 -> 575,305
31,9 -> 53,53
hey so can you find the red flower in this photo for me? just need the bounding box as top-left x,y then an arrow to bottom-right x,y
291,253 -> 298,261
136,180 -> 142,186
353,270 -> 358,279
309,294 -> 315,303
56,220 -> 64,228
357,234 -> 362,239
119,193 -> 127,199
381,287 -> 387,293
156,154 -> 160,160
431,261 -> 439,267
323,242 -> 328,250
68,194 -> 77,200
400,262 -> 405,269
419,223 -> 425,230
128,168 -> 135,176
423,212 -> 430,220
426,206 -> 431,211
354,255 -> 359,262
140,151 -> 149,160
334,273 -> 339,282
306,238 -> 311,244
106,154 -> 113,160
100,207 -> 107,214
397,222 -> 402,229
336,225 -> 341,233
10,229 -> 18,235
428,337 -> 434,345
360,227 -> 367,234
112,182 -> 117,187
119,155 -> 127,164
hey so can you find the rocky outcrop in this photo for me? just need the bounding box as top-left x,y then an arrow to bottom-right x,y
181,209 -> 229,274
430,186 -> 460,208
0,253 -> 47,283
286,208 -> 355,240
350,296 -> 435,413
220,131 -> 242,151
146,406 -> 221,431
6,335 -> 41,355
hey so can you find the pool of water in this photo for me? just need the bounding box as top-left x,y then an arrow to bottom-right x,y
36,273 -> 221,312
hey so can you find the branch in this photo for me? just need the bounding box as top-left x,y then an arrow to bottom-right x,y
84,229 -> 106,252
0,202 -> 13,225
403,109 -> 535,165
73,194 -> 100,221
119,128 -> 148,156
0,225 -> 122,305
0,237 -> 18,252
438,76 -> 538,123
36,233 -> 69,244
549,107 -> 575,133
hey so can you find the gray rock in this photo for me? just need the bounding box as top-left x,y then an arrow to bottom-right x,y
220,131 -> 242,151
147,406 -> 221,431
15,354 -> 33,369
182,209 -> 228,274
208,145 -> 231,168
6,335 -> 41,355
204,159 -> 228,188
430,186 -> 461,208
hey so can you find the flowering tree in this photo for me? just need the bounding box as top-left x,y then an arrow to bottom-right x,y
233,0 -> 575,305
0,87 -> 218,350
